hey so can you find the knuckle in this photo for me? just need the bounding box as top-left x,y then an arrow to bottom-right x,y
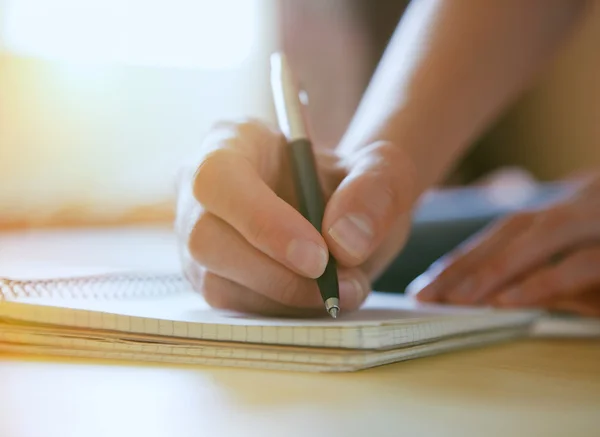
371,140 -> 413,168
274,274 -> 308,306
245,209 -> 276,247
371,140 -> 403,161
375,142 -> 415,183
355,141 -> 417,204
235,119 -> 285,171
193,148 -> 237,203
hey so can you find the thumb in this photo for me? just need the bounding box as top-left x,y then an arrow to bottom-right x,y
323,141 -> 417,267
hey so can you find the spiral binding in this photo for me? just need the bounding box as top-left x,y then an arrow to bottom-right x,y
0,273 -> 190,301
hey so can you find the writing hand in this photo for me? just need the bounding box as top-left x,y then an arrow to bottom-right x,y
175,119 -> 416,316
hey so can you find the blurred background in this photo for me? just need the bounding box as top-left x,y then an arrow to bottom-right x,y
0,0 -> 599,230
0,0 -> 277,228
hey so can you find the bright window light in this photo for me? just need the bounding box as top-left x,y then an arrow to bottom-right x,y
3,0 -> 258,69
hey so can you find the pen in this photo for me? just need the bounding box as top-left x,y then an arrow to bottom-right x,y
269,52 -> 340,319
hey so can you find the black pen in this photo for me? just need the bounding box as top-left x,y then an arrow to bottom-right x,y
270,52 -> 340,318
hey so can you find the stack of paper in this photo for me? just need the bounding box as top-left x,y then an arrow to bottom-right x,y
0,271 -> 540,372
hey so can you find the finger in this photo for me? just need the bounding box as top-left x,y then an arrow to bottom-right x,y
201,272 -> 323,317
545,290 -> 600,318
323,141 -> 416,267
362,213 -> 413,281
189,209 -> 320,308
192,120 -> 328,279
201,271 -> 371,317
410,212 -> 535,301
188,209 -> 369,311
181,235 -> 305,316
445,203 -> 600,304
493,246 -> 600,306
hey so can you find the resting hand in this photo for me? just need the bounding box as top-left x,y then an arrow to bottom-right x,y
409,173 -> 600,317
175,120 -> 416,316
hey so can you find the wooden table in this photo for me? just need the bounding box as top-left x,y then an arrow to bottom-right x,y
1,339 -> 598,437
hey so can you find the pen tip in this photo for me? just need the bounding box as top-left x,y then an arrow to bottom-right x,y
325,297 -> 340,319
328,307 -> 339,319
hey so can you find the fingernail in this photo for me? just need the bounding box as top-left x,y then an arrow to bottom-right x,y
339,278 -> 365,307
286,240 -> 328,278
328,214 -> 374,260
497,286 -> 520,304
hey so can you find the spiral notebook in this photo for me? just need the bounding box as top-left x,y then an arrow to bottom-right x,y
0,270 -> 542,372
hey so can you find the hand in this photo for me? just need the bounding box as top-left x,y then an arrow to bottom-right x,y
175,119 -> 417,316
408,174 -> 600,317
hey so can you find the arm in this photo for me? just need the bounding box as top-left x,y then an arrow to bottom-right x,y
339,0 -> 589,195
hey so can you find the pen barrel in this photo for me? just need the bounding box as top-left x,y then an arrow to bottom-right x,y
287,139 -> 326,232
287,139 -> 339,301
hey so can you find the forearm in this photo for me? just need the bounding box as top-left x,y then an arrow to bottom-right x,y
339,0 -> 588,197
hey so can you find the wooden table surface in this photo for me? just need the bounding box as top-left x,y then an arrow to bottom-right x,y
1,339 -> 598,437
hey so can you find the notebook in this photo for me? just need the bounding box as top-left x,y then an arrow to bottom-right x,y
1,228 -> 597,372
0,270 -> 545,372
